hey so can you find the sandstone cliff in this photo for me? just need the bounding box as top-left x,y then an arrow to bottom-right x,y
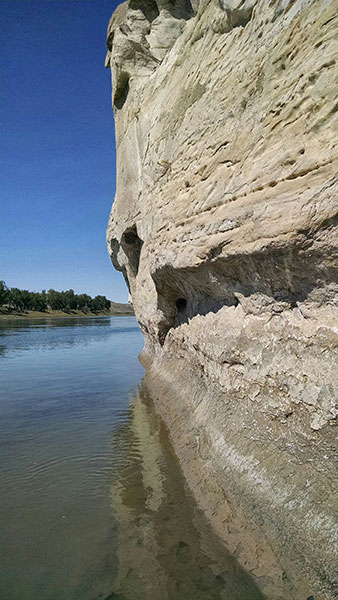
106,1 -> 338,598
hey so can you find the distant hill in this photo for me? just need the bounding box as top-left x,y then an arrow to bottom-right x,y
110,301 -> 134,315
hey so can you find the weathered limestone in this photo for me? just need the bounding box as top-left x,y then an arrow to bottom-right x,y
106,1 -> 338,598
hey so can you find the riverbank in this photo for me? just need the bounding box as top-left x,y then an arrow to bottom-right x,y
0,307 -> 134,320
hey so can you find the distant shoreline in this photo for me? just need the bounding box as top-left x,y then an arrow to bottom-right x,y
0,309 -> 134,320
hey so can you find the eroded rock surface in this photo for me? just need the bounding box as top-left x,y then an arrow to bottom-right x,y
106,1 -> 338,598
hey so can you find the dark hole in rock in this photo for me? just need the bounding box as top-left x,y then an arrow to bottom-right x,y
114,71 -> 130,110
121,226 -> 143,278
176,298 -> 187,313
129,0 -> 159,22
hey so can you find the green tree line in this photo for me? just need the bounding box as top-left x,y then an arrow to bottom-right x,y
0,281 -> 111,313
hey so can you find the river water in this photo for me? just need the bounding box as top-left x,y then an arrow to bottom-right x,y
0,316 -> 264,600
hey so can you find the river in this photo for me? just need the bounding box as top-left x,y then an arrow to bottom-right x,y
0,316 -> 264,600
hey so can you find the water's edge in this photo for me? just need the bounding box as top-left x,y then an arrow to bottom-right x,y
109,384 -> 265,600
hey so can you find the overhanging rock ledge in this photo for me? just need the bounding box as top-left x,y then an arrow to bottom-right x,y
106,1 -> 338,598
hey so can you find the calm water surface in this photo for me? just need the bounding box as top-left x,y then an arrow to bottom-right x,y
0,316 -> 263,600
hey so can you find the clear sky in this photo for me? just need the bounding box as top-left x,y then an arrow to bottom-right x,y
0,0 -> 129,302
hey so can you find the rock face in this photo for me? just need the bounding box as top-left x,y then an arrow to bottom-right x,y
106,1 -> 338,598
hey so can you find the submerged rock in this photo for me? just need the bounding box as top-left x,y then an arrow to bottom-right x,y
106,1 -> 338,598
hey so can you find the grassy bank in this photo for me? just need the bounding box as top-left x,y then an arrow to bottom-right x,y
0,308 -> 134,320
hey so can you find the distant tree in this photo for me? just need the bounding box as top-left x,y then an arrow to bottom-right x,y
9,288 -> 25,311
103,296 -> 111,310
91,295 -> 108,312
0,281 -> 9,307
64,289 -> 77,311
47,289 -> 56,309
76,294 -> 85,311
47,289 -> 66,310
41,290 -> 47,307
4,285 -> 111,314
20,290 -> 32,310
77,293 -> 91,311
31,292 -> 47,312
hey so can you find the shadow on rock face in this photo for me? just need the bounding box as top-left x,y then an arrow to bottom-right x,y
152,229 -> 338,343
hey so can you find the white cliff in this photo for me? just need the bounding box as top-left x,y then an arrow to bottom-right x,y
106,2 -> 338,598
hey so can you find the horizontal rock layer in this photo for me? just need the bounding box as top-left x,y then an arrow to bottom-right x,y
106,1 -> 338,598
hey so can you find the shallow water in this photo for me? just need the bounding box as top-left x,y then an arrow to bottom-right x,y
0,316 -> 264,600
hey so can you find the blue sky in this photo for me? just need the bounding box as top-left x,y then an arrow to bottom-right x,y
0,0 -> 129,302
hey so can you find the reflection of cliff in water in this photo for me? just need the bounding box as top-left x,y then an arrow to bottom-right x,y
109,385 -> 264,600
